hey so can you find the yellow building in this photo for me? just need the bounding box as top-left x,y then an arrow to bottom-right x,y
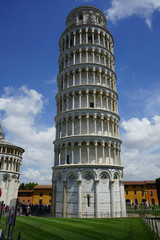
18,181 -> 159,206
124,181 -> 158,205
32,185 -> 52,205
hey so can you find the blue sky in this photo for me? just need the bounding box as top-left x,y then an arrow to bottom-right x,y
0,0 -> 160,184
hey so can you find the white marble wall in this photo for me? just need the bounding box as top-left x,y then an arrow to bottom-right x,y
52,167 -> 126,218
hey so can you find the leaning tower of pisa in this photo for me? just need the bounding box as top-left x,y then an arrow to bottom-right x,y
52,5 -> 126,218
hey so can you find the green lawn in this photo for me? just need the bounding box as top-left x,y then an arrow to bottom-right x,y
1,217 -> 159,240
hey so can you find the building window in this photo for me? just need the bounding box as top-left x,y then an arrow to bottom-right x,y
125,186 -> 128,188
142,190 -> 144,196
49,199 -> 51,203
134,185 -> 136,188
40,193 -> 43,197
39,199 -> 42,205
134,191 -> 136,195
150,191 -> 153,196
28,200 -> 30,202
150,185 -> 152,188
67,155 -> 69,164
87,195 -> 90,207
49,193 -> 51,197
79,14 -> 83,21
90,102 -> 94,108
23,200 -> 25,203
126,191 -> 128,195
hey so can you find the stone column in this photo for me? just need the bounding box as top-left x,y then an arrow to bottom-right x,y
72,117 -> 74,135
77,179 -> 82,218
79,91 -> 82,108
104,53 -> 106,66
86,89 -> 89,108
106,92 -> 108,110
79,116 -> 82,134
71,144 -> 74,164
79,143 -> 82,164
86,49 -> 88,63
51,180 -> 57,217
98,31 -> 100,45
58,123 -> 60,138
103,33 -> 105,47
92,49 -> 95,63
100,90 -> 103,108
119,180 -> 126,217
95,141 -> 98,164
79,69 -> 81,85
98,50 -> 101,64
79,29 -> 82,44
66,94 -> 69,111
62,180 -> 67,218
66,119 -> 68,136
72,93 -> 75,109
86,28 -> 88,44
68,34 -> 71,48
87,142 -> 90,164
73,51 -> 76,65
108,57 -> 111,68
110,180 -> 115,217
94,113 -> 97,134
73,32 -> 76,46
79,49 -> 82,63
65,146 -> 67,164
61,120 -> 63,137
105,72 -> 108,86
93,68 -> 95,84
99,69 -> 102,85
101,114 -> 104,135
108,142 -> 111,164
92,29 -> 95,44
93,89 -> 96,108
107,117 -> 110,136
102,141 -> 105,164
94,180 -> 99,218
86,114 -> 89,134
86,68 -> 89,84
73,71 -> 75,86
112,121 -> 114,137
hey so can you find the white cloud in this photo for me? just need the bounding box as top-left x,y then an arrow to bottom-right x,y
22,168 -> 51,184
121,116 -> 160,180
45,76 -> 57,85
105,0 -> 160,28
0,86 -> 55,184
121,116 -> 160,149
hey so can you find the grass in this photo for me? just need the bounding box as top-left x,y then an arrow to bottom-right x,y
1,217 -> 159,240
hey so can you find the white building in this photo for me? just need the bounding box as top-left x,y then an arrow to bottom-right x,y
0,124 -> 24,205
52,5 -> 126,218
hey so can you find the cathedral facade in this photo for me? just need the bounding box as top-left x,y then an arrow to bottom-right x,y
52,6 -> 126,217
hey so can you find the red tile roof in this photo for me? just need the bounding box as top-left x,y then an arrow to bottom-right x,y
34,185 -> 52,189
124,180 -> 155,185
18,190 -> 34,192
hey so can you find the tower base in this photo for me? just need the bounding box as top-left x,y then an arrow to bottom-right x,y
51,165 -> 126,218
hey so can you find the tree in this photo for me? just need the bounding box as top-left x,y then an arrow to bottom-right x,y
19,182 -> 25,190
19,182 -> 38,190
155,178 -> 160,206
